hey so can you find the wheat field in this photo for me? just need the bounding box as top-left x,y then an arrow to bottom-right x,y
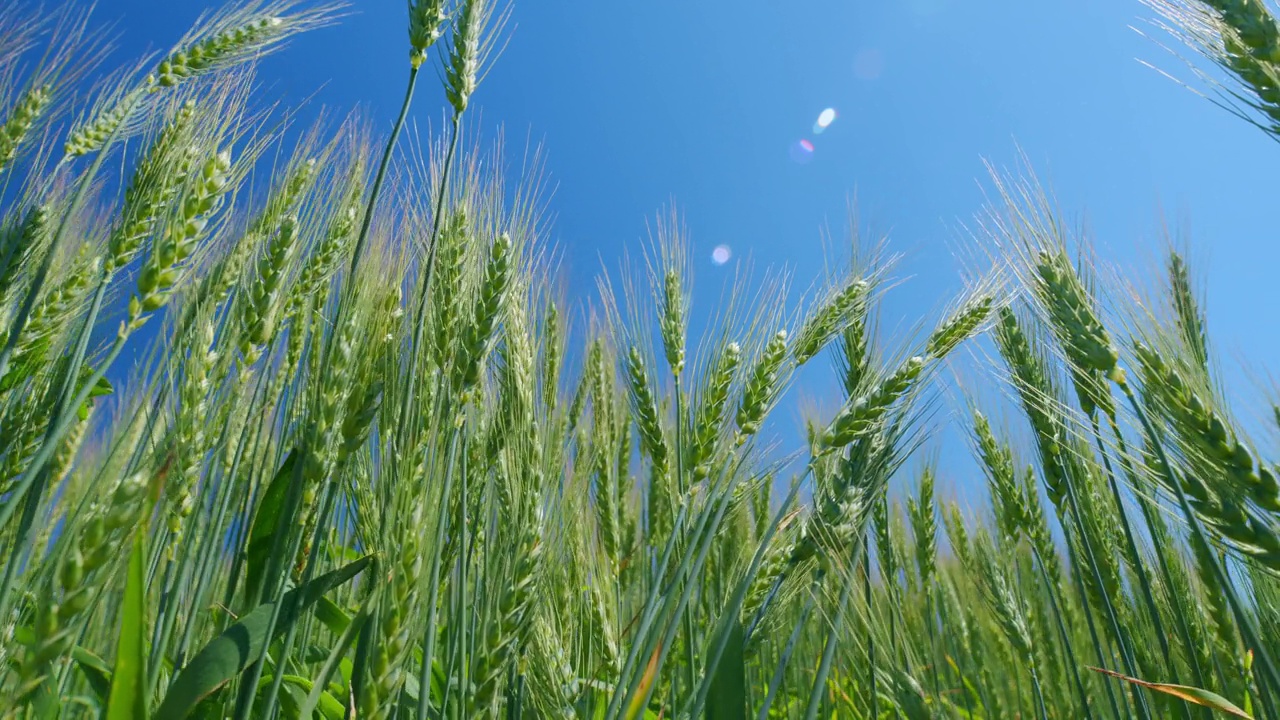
1,0 -> 1278,718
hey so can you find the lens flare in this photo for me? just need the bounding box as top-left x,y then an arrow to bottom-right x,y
711,245 -> 732,266
814,108 -> 837,134
789,139 -> 815,164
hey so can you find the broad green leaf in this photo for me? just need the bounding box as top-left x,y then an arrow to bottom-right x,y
400,657 -> 447,708
88,375 -> 113,398
72,647 -> 113,702
312,596 -> 351,636
244,449 -> 298,600
705,618 -> 746,720
78,376 -> 113,420
301,600 -> 371,720
259,674 -> 344,720
12,627 -> 114,702
1090,667 -> 1253,718
105,529 -> 148,720
889,667 -> 930,720
155,555 -> 371,720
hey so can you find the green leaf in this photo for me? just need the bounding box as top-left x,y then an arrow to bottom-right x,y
88,375 -> 113,398
105,528 -> 149,720
260,675 -> 344,720
301,599 -> 371,720
77,376 -> 113,420
705,618 -> 746,720
400,657 -> 447,708
72,647 -> 113,702
12,628 -> 114,703
155,555 -> 372,720
244,449 -> 298,600
312,596 -> 351,636
1089,667 -> 1254,719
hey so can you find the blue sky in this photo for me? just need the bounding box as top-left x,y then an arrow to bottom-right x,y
87,0 -> 1279,500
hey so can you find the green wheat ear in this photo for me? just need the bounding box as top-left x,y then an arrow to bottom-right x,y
0,205 -> 49,301
409,0 -> 448,68
927,294 -> 993,359
793,278 -> 866,366
735,329 -> 787,442
688,340 -> 739,480
15,471 -> 147,702
1034,249 -> 1119,378
821,356 -> 924,451
1146,0 -> 1280,139
0,84 -> 51,174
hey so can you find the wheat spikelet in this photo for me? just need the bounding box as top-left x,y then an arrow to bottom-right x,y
820,356 -> 924,450
444,0 -> 502,116
103,101 -> 199,274
927,294 -> 993,360
0,84 -> 50,174
688,341 -> 739,481
0,205 -> 48,303
793,278 -> 866,366
660,268 -> 687,376
14,472 -> 146,702
1,249 -> 98,389
471,503 -> 544,717
456,232 -> 512,393
128,149 -> 232,330
971,410 -> 1023,544
907,467 -> 938,587
735,329 -> 787,442
408,0 -> 448,68
1144,0 -> 1280,136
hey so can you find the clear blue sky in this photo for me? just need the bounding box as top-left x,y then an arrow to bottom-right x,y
83,0 -> 1279,500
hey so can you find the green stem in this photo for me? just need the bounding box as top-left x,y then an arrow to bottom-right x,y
866,532 -> 877,718
682,465 -> 812,720
1090,412 -> 1188,720
757,590 -> 816,720
802,546 -> 858,720
416,428 -> 461,720
621,460 -> 744,719
1029,665 -> 1050,720
1117,378 -> 1280,703
348,66 -> 419,283
1059,445 -> 1151,720
1033,547 -> 1094,720
230,441 -> 312,720
263,475 -> 343,715
1107,412 -> 1215,719
925,583 -> 941,705
0,105 -> 129,383
398,113 -> 462,453
672,375 -> 697,700
0,325 -> 133,614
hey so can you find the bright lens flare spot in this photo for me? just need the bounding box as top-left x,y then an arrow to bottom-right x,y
814,108 -> 837,134
711,245 -> 732,266
789,139 -> 815,164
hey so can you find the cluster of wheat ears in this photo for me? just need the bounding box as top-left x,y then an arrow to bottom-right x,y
0,0 -> 1278,717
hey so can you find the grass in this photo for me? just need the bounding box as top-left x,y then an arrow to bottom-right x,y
1,0 -> 1279,718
